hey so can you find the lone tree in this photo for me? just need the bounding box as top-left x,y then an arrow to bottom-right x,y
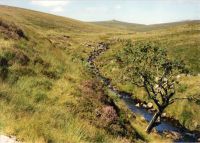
117,40 -> 190,133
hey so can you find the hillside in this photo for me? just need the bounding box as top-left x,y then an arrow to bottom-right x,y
0,5 -> 121,34
0,5 -> 200,143
94,21 -> 200,132
93,20 -> 200,74
91,20 -> 145,31
0,5 -> 146,143
92,20 -> 200,32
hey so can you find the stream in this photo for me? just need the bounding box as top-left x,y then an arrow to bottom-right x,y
87,42 -> 198,142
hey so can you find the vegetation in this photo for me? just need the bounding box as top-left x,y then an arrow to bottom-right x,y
117,41 -> 197,133
95,35 -> 200,132
0,5 -> 199,143
0,5 -> 142,143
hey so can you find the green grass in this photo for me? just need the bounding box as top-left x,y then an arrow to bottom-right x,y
0,5 -> 142,143
0,5 -> 199,143
95,35 -> 200,131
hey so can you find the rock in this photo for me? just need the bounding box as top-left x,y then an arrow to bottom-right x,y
161,112 -> 167,118
164,131 -> 182,140
135,103 -> 140,107
140,116 -> 146,122
156,116 -> 161,123
197,138 -> 200,142
143,104 -> 147,108
171,131 -> 182,140
147,102 -> 153,109
149,108 -> 156,113
0,135 -> 20,143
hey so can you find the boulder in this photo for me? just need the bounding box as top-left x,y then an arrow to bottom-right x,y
149,108 -> 156,113
164,131 -> 182,140
143,104 -> 147,108
197,138 -> 200,142
0,135 -> 20,143
135,103 -> 140,107
147,102 -> 153,109
140,116 -> 146,122
161,113 -> 167,118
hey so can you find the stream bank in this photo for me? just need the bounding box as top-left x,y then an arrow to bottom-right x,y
87,41 -> 199,142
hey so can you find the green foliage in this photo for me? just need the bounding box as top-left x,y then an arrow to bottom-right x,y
118,41 -> 187,86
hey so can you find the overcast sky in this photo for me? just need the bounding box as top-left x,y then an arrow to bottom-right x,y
0,0 -> 200,24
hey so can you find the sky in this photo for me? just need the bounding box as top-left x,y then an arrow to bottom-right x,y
0,0 -> 200,24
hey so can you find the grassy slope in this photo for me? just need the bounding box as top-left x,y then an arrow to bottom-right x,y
95,22 -> 200,131
0,6 -> 147,143
0,5 -> 199,143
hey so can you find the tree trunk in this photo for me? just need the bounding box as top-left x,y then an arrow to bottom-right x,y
145,111 -> 161,133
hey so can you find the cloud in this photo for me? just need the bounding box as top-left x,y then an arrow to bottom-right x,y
51,6 -> 64,13
31,0 -> 69,14
31,0 -> 69,7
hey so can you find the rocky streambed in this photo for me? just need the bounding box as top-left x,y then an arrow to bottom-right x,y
86,41 -> 200,142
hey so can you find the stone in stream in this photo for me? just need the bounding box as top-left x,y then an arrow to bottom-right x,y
149,108 -> 156,113
147,102 -> 153,109
143,104 -> 147,108
164,131 -> 182,140
140,116 -> 146,122
197,138 -> 200,142
161,112 -> 167,118
135,103 -> 140,107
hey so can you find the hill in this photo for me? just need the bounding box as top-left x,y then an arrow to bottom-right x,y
91,20 -> 145,31
91,20 -> 200,32
0,5 -> 146,143
0,5 -> 199,143
0,5 -> 123,34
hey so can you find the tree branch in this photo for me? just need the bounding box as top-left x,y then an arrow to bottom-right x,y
144,80 -> 161,109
